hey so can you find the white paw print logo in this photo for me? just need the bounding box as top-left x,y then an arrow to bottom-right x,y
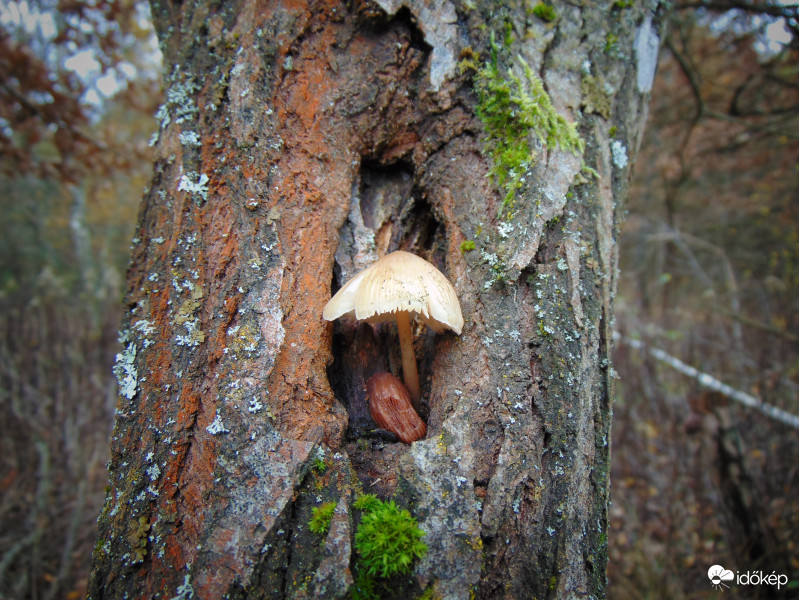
708,565 -> 734,591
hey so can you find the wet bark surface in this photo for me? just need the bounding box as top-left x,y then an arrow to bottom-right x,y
89,0 -> 666,598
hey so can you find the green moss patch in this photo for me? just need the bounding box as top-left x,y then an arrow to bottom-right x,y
531,2 -> 557,22
354,495 -> 427,578
309,501 -> 337,534
475,33 -> 584,217
348,494 -> 428,599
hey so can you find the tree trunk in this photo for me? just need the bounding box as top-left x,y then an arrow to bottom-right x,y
89,1 -> 665,598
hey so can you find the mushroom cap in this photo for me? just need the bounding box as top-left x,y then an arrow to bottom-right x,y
322,250 -> 464,334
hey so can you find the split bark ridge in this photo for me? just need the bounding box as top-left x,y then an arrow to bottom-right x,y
89,1 -> 665,598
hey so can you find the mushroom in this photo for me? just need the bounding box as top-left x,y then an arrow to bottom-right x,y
366,372 -> 426,444
323,250 -> 463,408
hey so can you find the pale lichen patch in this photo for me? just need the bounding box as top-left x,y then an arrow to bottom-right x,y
173,283 -> 205,348
166,71 -> 199,126
133,319 -> 156,348
169,573 -> 194,600
175,318 -> 205,348
610,140 -> 628,170
178,172 -> 210,201
179,130 -> 202,147
226,322 -> 262,357
113,330 -> 138,400
206,411 -> 230,435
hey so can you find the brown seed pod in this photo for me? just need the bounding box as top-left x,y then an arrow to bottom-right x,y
366,372 -> 427,444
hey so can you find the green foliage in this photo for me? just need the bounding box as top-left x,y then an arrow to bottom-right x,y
354,497 -> 428,579
604,32 -> 619,54
581,163 -> 600,180
531,2 -> 557,22
353,493 -> 383,513
475,33 -> 584,216
503,20 -> 515,46
347,494 -> 428,598
309,501 -> 337,535
458,47 -> 481,74
460,240 -> 476,253
313,456 -> 328,473
458,59 -> 479,74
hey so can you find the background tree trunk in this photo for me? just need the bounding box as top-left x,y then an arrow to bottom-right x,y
89,0 -> 665,598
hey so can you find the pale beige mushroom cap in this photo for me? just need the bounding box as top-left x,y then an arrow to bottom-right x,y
322,250 -> 464,334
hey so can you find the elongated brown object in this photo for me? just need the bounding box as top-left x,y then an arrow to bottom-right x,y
366,372 -> 427,444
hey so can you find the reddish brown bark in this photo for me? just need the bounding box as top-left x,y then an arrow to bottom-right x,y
89,1 -> 665,598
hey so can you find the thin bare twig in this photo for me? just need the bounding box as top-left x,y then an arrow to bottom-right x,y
615,333 -> 799,429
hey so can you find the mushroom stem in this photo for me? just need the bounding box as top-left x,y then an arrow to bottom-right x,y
395,310 -> 421,407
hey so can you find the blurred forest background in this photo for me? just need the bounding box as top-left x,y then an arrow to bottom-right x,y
0,1 -> 797,599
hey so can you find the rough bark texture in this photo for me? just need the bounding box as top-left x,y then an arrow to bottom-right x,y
89,1 -> 665,598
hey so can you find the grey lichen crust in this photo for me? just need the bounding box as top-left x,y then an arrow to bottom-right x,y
397,411 -> 485,599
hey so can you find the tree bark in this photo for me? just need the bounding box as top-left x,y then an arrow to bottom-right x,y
89,1 -> 665,598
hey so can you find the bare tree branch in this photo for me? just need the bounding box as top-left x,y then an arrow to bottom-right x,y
616,333 -> 799,429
